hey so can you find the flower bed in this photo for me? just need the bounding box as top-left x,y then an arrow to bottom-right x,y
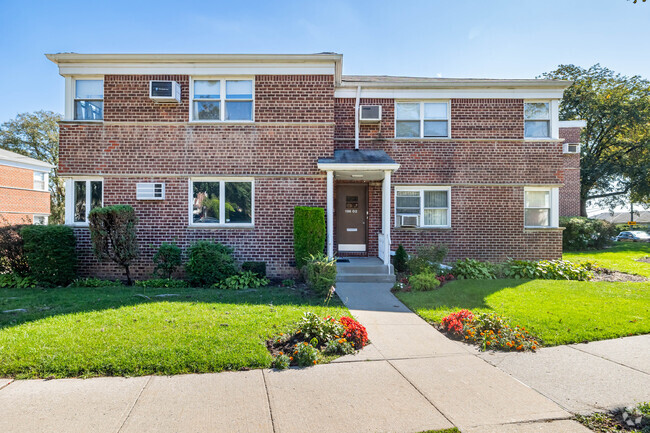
440,309 -> 540,352
268,312 -> 368,369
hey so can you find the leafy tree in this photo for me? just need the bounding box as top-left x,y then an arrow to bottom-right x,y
88,205 -> 139,285
541,65 -> 650,215
0,111 -> 64,224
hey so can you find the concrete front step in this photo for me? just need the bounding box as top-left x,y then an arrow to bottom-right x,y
337,265 -> 391,275
336,273 -> 396,283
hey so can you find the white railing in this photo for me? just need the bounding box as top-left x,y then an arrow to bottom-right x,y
378,233 -> 386,262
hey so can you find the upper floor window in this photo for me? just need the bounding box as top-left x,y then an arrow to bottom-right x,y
191,79 -> 253,121
395,186 -> 451,228
67,179 -> 103,224
33,172 -> 47,191
524,187 -> 558,228
395,102 -> 449,138
74,80 -> 104,120
190,178 -> 254,226
524,102 -> 550,138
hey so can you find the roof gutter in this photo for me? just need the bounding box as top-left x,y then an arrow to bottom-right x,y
338,79 -> 573,90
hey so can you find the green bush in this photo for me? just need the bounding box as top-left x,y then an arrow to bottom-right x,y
152,242 -> 182,278
214,271 -> 269,290
0,273 -> 37,289
20,225 -> 77,286
184,241 -> 237,286
302,253 -> 337,295
293,206 -> 326,269
295,311 -> 344,344
241,261 -> 266,277
293,341 -> 321,367
502,259 -> 538,279
407,244 -> 448,275
393,244 -> 408,273
70,277 -> 124,288
88,205 -> 139,285
0,225 -> 29,276
135,278 -> 189,289
452,258 -> 497,280
408,272 -> 441,291
282,279 -> 295,287
502,259 -> 593,281
560,216 -> 617,250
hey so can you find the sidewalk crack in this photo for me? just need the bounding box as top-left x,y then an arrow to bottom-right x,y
116,376 -> 152,433
568,345 -> 650,376
262,369 -> 278,433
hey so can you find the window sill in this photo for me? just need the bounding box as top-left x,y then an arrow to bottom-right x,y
188,120 -> 255,125
524,226 -> 564,232
188,224 -> 255,229
67,223 -> 90,228
394,226 -> 452,230
394,136 -> 451,140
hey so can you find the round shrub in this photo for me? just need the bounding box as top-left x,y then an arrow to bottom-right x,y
560,216 -> 617,250
153,242 -> 182,278
408,272 -> 441,291
20,225 -> 77,286
184,241 -> 237,286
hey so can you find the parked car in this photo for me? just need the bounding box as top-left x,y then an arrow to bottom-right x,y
615,231 -> 650,242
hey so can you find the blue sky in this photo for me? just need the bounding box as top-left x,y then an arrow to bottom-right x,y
1,0 -> 649,122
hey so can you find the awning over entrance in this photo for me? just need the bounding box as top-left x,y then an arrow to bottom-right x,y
317,149 -> 399,181
318,149 -> 399,266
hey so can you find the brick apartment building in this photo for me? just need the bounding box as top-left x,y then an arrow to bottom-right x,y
47,53 -> 581,279
0,149 -> 53,226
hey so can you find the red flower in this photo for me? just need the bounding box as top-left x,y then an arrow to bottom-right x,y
339,316 -> 368,348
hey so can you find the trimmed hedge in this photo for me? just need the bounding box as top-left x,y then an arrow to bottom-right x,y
293,206 -> 326,269
20,225 -> 77,286
560,216 -> 617,250
185,241 -> 237,286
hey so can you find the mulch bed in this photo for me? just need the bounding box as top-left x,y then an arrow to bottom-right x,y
592,268 -> 647,282
636,256 -> 650,264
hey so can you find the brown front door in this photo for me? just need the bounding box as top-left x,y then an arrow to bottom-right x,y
336,184 -> 367,252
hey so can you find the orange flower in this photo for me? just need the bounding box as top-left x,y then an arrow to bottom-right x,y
289,357 -> 293,360
313,360 -> 317,364
279,352 -> 283,355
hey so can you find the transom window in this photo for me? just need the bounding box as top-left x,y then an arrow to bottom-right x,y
71,179 -> 103,224
190,179 -> 254,226
395,187 -> 451,228
395,102 -> 449,138
74,79 -> 104,121
191,79 -> 253,121
33,172 -> 47,191
524,102 -> 550,138
524,187 -> 558,228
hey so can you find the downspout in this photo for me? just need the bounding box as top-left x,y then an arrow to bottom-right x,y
354,85 -> 361,150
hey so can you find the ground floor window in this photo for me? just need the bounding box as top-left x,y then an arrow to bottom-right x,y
190,178 -> 254,226
524,187 -> 559,228
395,186 -> 451,228
65,179 -> 103,225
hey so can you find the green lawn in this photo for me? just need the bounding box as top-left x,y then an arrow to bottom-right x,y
396,279 -> 650,346
0,285 -> 348,379
563,242 -> 650,277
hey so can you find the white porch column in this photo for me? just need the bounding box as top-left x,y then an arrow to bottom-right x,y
381,170 -> 391,265
326,170 -> 334,259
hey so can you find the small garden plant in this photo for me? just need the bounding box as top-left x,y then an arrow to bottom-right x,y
268,312 -> 368,369
440,309 -> 541,352
575,401 -> 650,432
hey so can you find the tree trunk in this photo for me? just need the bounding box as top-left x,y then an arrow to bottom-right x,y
124,265 -> 132,286
580,199 -> 588,217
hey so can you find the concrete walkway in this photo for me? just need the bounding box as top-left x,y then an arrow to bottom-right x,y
0,281 -> 614,433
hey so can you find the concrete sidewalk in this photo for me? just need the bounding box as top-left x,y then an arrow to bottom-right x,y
0,281 -> 604,433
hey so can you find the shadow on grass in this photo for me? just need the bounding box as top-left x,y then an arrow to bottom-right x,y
0,285 -> 339,330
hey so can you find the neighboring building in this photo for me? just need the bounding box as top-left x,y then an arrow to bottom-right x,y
592,210 -> 650,224
558,120 -> 584,217
47,53 -> 579,279
0,149 -> 53,226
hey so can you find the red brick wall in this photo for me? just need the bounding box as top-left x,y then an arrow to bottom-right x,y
104,75 -> 190,122
451,98 -> 524,139
0,165 -> 50,226
255,75 -> 334,122
334,98 -> 395,140
73,176 -> 326,279
559,126 -> 582,217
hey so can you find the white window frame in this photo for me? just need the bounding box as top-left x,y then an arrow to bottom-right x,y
64,178 -> 104,226
33,171 -> 48,191
524,187 -> 559,228
394,186 -> 451,228
394,101 -> 451,139
70,77 -> 105,121
524,100 -> 559,139
189,77 -> 255,122
188,177 -> 255,227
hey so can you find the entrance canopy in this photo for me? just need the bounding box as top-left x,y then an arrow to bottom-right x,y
317,149 -> 399,181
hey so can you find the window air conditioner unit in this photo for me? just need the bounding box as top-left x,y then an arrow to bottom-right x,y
563,143 -> 581,154
399,214 -> 419,227
359,105 -> 382,123
136,183 -> 165,200
149,81 -> 181,103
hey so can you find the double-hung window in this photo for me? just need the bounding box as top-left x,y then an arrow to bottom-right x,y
395,102 -> 449,138
395,187 -> 451,228
524,187 -> 558,228
67,179 -> 103,224
33,172 -> 47,191
524,102 -> 550,138
191,79 -> 253,121
190,179 -> 254,226
74,79 -> 104,120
